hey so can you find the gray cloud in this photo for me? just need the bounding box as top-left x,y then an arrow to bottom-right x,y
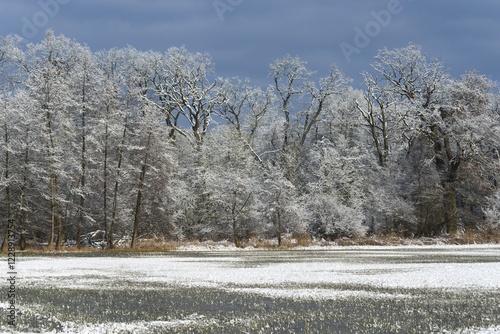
0,0 -> 498,87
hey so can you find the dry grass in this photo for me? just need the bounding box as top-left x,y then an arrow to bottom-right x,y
295,233 -> 313,247
12,245 -> 104,255
244,237 -> 277,249
108,243 -> 179,253
5,230 -> 499,255
337,229 -> 500,247
447,228 -> 500,245
336,233 -> 406,246
243,234 -> 313,249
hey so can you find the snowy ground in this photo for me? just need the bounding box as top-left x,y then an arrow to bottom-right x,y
2,244 -> 500,333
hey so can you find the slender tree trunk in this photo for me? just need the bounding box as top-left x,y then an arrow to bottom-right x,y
444,182 -> 458,234
276,210 -> 282,247
432,126 -> 460,235
232,216 -> 240,248
131,132 -> 151,249
76,108 -> 86,249
17,130 -> 30,250
443,135 -> 460,235
75,72 -> 89,248
109,115 -> 128,249
356,101 -> 388,167
299,99 -> 323,147
55,177 -> 63,249
130,174 -> 144,249
103,121 -> 109,247
47,174 -> 56,250
1,121 -> 12,252
45,109 -> 58,250
231,192 -> 251,247
231,201 -> 240,248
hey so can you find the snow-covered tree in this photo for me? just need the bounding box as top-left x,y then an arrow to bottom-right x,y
305,141 -> 369,238
1,30 -> 499,249
201,127 -> 265,246
214,77 -> 273,162
21,30 -> 87,248
262,166 -> 309,246
151,47 -> 216,145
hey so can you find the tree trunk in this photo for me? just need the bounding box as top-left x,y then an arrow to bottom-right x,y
55,178 -> 64,250
231,202 -> 240,248
47,175 -> 56,250
444,182 -> 458,234
45,110 -> 57,250
76,75 -> 89,248
109,115 -> 128,249
17,129 -> 30,245
300,99 -> 324,148
276,210 -> 282,247
0,232 -> 8,253
1,122 -> 13,252
432,125 -> 460,235
443,134 -> 460,235
130,179 -> 144,249
103,121 -> 109,248
131,132 -> 152,249
356,100 -> 389,167
19,233 -> 27,250
76,108 -> 86,249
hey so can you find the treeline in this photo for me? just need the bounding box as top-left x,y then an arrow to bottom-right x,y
1,30 -> 499,250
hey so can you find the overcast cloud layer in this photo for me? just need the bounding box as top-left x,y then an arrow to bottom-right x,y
1,0 -> 499,87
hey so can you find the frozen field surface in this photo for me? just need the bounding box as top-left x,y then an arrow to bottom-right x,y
2,244 -> 500,333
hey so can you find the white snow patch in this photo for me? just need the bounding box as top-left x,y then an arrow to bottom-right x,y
15,245 -> 500,292
5,245 -> 500,333
460,326 -> 500,334
224,287 -> 410,300
58,316 -> 211,334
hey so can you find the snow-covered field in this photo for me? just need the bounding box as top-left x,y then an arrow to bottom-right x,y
2,244 -> 500,333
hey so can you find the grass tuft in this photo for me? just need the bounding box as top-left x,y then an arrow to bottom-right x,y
7,229 -> 499,255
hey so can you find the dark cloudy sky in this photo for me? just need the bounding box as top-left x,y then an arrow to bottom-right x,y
1,0 -> 499,87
